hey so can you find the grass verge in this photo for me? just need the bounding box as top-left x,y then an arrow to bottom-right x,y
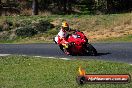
1,34 -> 132,44
0,13 -> 132,44
0,56 -> 132,88
96,35 -> 132,43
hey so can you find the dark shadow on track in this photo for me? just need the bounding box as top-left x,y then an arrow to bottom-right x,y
69,52 -> 111,56
96,52 -> 111,56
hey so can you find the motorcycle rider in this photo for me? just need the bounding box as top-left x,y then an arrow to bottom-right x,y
54,21 -> 74,55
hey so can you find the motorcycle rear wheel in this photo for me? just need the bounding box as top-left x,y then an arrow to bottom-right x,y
85,43 -> 97,56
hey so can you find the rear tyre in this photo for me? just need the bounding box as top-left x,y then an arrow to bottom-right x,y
59,44 -> 64,52
85,43 -> 97,56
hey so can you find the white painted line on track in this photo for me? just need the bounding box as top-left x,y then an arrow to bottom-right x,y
0,54 -> 71,60
48,57 -> 56,59
33,55 -> 71,60
34,56 -> 56,59
59,58 -> 71,60
34,56 -> 43,58
0,54 -> 11,56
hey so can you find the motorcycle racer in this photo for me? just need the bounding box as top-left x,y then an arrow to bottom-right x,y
54,21 -> 74,55
54,21 -> 97,56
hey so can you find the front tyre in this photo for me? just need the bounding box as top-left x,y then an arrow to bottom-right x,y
59,44 -> 71,55
59,44 -> 64,52
53,37 -> 57,44
85,43 -> 97,56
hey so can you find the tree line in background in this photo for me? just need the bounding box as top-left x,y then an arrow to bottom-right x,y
0,0 -> 132,15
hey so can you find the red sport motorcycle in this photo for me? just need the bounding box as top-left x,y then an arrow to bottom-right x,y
54,30 -> 97,56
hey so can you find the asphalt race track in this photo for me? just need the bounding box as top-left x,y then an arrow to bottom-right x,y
0,43 -> 132,64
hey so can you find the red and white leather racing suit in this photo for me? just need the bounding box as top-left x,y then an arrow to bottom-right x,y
55,29 -> 68,45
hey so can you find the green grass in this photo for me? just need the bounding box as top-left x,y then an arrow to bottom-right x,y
0,13 -> 132,44
0,13 -> 131,31
97,35 -> 132,43
0,37 -> 52,44
0,56 -> 132,88
1,34 -> 132,44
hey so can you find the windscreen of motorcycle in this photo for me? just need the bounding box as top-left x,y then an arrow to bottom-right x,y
72,34 -> 81,38
72,34 -> 77,38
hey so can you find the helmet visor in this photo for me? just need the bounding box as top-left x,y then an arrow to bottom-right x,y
63,27 -> 69,31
